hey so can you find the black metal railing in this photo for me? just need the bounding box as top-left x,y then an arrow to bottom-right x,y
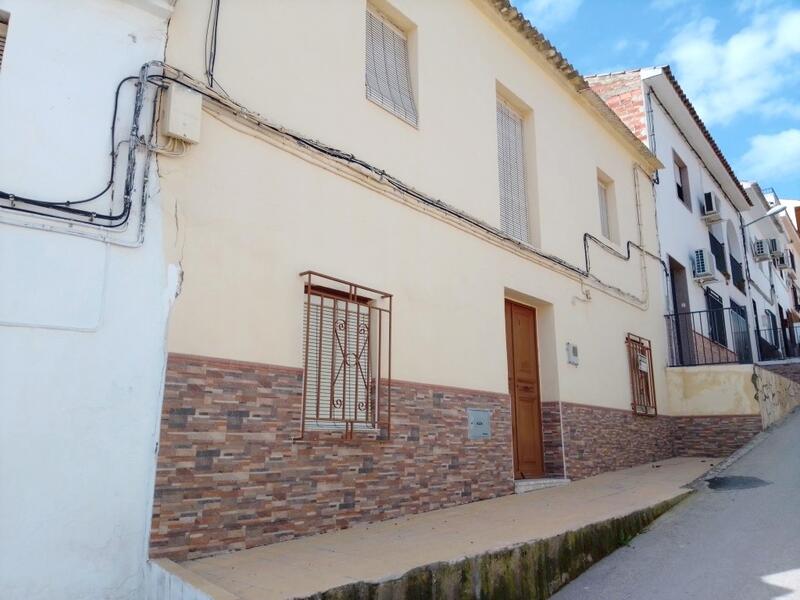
730,256 -> 745,293
755,327 -> 800,361
709,233 -> 728,276
755,328 -> 784,361
665,308 -> 752,366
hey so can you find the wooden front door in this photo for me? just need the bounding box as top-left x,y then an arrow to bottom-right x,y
504,300 -> 545,479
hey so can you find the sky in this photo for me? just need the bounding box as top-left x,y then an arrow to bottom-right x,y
518,0 -> 800,200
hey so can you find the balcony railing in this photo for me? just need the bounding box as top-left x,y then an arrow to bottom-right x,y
665,308 -> 752,366
755,326 -> 800,361
709,233 -> 728,276
730,256 -> 745,293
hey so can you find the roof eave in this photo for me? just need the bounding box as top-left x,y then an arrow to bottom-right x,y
644,66 -> 752,208
482,0 -> 662,173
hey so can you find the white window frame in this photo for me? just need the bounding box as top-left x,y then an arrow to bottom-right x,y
496,97 -> 529,243
365,7 -> 417,127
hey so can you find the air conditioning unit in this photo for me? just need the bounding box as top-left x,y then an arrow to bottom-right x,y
777,249 -> 791,270
701,192 -> 722,222
692,248 -> 716,282
753,239 -> 773,261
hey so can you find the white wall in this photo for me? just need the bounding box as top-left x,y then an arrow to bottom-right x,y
0,1 -> 172,598
645,84 -> 748,317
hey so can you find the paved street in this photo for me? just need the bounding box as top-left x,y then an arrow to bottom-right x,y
554,409 -> 800,600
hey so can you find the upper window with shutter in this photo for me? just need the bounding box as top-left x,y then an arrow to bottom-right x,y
0,13 -> 8,72
673,150 -> 691,211
496,98 -> 529,242
598,180 -> 611,239
597,169 -> 618,243
365,7 -> 417,127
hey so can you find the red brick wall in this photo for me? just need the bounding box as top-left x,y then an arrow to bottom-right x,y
150,354 -> 514,561
672,415 -> 762,457
559,402 -> 674,480
586,71 -> 648,143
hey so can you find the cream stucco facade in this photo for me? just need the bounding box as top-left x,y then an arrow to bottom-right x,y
159,0 -> 668,412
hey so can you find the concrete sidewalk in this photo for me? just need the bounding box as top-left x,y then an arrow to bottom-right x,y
158,457 -> 717,600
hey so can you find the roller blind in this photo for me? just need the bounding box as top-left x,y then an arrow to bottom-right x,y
0,22 -> 7,70
496,99 -> 529,242
598,180 -> 610,239
303,293 -> 371,425
365,9 -> 417,126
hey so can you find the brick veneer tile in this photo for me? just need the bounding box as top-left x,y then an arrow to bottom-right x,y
150,354 -> 514,561
672,415 -> 761,457
150,355 -> 765,560
559,403 -> 674,480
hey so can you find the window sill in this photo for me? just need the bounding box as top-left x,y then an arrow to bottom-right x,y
304,420 -> 379,433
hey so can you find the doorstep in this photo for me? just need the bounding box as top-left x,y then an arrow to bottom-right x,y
167,457 -> 718,600
514,477 -> 570,494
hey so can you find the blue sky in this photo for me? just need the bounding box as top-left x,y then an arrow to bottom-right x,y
518,0 -> 800,199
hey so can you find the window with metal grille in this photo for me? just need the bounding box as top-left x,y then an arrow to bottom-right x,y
0,13 -> 8,71
497,98 -> 529,242
626,334 -> 656,416
300,272 -> 393,440
365,8 -> 417,126
705,288 -> 727,346
673,150 -> 691,211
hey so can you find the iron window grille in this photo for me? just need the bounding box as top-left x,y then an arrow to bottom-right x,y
496,98 -> 529,242
708,232 -> 728,276
731,255 -> 745,293
299,271 -> 392,440
626,334 -> 656,416
705,288 -> 727,346
365,8 -> 417,126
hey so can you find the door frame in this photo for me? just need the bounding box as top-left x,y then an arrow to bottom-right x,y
504,298 -> 546,480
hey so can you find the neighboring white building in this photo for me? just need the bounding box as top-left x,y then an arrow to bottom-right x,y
745,183 -> 800,359
588,67 -> 754,366
0,1 -> 184,598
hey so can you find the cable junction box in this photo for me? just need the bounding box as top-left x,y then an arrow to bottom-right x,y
162,84 -> 202,143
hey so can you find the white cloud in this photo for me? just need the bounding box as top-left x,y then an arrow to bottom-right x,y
520,0 -> 582,31
650,0 -> 692,9
613,39 -> 650,54
740,129 -> 800,182
657,6 -> 800,125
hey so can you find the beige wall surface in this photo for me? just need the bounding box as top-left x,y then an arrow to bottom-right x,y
666,364 -> 800,426
753,365 -> 800,428
159,0 -> 670,412
665,365 -> 760,417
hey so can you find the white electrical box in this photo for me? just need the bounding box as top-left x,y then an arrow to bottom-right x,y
162,84 -> 202,143
566,342 -> 579,366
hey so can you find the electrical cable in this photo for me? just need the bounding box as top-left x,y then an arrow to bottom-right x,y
149,67 -> 665,295
1,57 -> 664,299
0,76 -> 137,210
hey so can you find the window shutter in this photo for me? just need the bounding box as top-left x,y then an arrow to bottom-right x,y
303,293 -> 371,425
598,181 -> 610,239
0,22 -> 7,70
365,9 -> 417,126
496,99 -> 529,242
